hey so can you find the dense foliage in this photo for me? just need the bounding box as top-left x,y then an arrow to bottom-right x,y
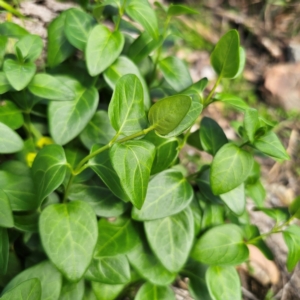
0,1 -> 299,299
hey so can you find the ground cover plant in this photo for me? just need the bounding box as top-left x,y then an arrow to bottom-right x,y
0,1 -> 299,299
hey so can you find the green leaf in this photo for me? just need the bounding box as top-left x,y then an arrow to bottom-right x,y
0,72 -> 11,94
283,225 -> 300,272
108,74 -> 147,136
200,201 -> 225,232
91,282 -> 125,300
0,228 -> 9,275
125,1 -> 159,39
94,216 -> 139,257
143,131 -> 179,174
47,13 -> 75,67
0,190 -> 13,228
39,201 -> 98,281
254,207 -> 289,223
28,74 -> 76,101
69,177 -> 129,217
220,183 -> 245,216
233,46 -> 246,78
158,56 -> 192,92
0,100 -> 24,130
13,212 -> 39,233
289,196 -> 300,219
3,59 -> 36,91
246,179 -> 266,207
86,25 -> 124,76
110,140 -> 155,209
32,144 -> 67,204
145,207 -> 194,272
48,80 -> 99,145
59,279 -> 84,300
200,117 -> 228,155
167,4 -> 198,17
191,224 -> 249,266
0,36 -> 8,67
253,131 -> 289,160
2,261 -> 62,300
15,34 -> 43,62
211,30 -> 240,78
80,110 -> 116,150
132,169 -> 193,220
206,266 -> 241,300
64,8 -> 96,51
135,282 -> 175,300
210,143 -> 254,195
1,278 -> 41,300
85,255 -> 130,284
244,108 -> 260,143
214,93 -> 249,111
148,94 -> 192,135
127,239 -> 176,285
0,122 -> 23,154
0,22 -> 29,38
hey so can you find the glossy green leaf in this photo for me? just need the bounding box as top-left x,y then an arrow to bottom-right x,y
159,56 -> 192,92
15,34 -> 43,62
47,13 -> 75,67
145,207 -> 194,272
220,183 -> 245,216
289,196 -> 300,219
244,108 -> 259,143
86,25 -> 124,76
0,72 -> 11,94
200,201 -> 225,232
13,212 -> 39,233
167,4 -> 198,16
0,190 -> 13,228
3,261 -> 62,300
182,77 -> 208,99
210,143 -> 254,195
125,1 -> 159,39
135,282 -> 175,300
3,59 -> 36,91
95,217 -> 139,257
200,117 -> 228,155
0,122 -> 23,154
39,201 -> 98,281
192,224 -> 249,266
0,22 -> 28,38
214,93 -> 249,111
108,74 -> 147,136
59,279 -> 84,300
246,179 -> 266,207
110,140 -> 155,209
0,36 -> 8,67
206,266 -> 241,300
28,74 -> 76,101
64,8 -> 96,51
32,144 -> 67,204
210,30 -> 240,78
253,131 -> 289,160
254,207 -> 289,223
283,225 -> 300,272
148,94 -> 191,135
104,56 -> 151,109
85,255 -> 130,284
1,278 -> 41,300
132,169 -> 193,220
91,282 -> 125,300
80,110 -> 115,150
49,79 -> 99,145
0,100 -> 23,130
0,228 -> 9,275
233,46 -> 246,78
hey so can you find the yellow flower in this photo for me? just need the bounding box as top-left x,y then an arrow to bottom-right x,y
26,152 -> 37,168
36,137 -> 54,148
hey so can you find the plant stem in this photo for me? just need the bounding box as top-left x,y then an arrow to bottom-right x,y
115,0 -> 127,31
62,175 -> 75,204
204,75 -> 222,106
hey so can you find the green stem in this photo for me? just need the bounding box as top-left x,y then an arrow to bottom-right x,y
178,126 -> 192,150
204,75 -> 222,106
115,0 -> 127,31
63,175 -> 75,203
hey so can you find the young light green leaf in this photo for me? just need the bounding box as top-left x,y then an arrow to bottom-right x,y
2,261 -> 62,300
158,56 -> 192,92
3,59 -> 36,91
39,201 -> 98,281
214,93 -> 249,111
132,169 -> 193,220
15,34 -> 43,62
0,100 -> 24,130
289,196 -> 300,219
59,279 -> 84,300
148,94 -> 191,135
135,282 -> 175,300
86,24 -> 124,76
220,183 -> 245,216
28,74 -> 76,101
167,4 -> 198,17
244,108 -> 260,143
64,8 -> 96,51
200,117 -> 228,155
210,30 -> 240,78
283,225 -> 300,272
0,122 -> 23,154
0,22 -> 29,38
0,228 -> 9,275
0,190 -> 13,228
108,74 -> 147,136
0,72 -> 11,94
91,282 -> 125,300
191,224 -> 249,266
110,140 -> 155,209
233,46 -> 246,78
1,278 -> 41,300
85,255 -> 130,284
47,13 -> 75,67
253,131 -> 289,160
246,179 -> 266,207
210,143 -> 254,195
206,266 -> 241,300
145,207 -> 194,272
94,217 -> 140,257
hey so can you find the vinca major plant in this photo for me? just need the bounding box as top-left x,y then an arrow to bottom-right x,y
0,1 -> 299,299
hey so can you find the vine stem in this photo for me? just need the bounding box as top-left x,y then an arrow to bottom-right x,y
204,75 -> 222,106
